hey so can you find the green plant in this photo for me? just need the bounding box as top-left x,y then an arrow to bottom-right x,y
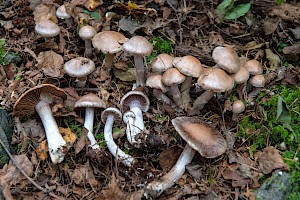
66,116 -> 83,136
216,0 -> 251,20
0,38 -> 7,65
146,36 -> 174,63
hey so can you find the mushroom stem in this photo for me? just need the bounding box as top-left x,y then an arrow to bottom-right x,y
170,85 -> 183,107
191,90 -> 214,112
84,107 -> 100,150
123,111 -> 137,145
104,115 -> 136,167
133,55 -> 146,87
181,76 -> 192,110
104,53 -> 115,69
145,145 -> 196,198
84,40 -> 93,58
153,89 -> 172,104
76,77 -> 87,88
35,100 -> 66,164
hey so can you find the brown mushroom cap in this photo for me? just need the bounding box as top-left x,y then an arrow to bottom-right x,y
101,107 -> 122,124
35,19 -> 60,37
173,55 -> 203,77
146,74 -> 169,93
162,68 -> 186,86
249,74 -> 266,87
64,57 -> 95,78
122,36 -> 153,56
198,68 -> 234,92
244,59 -> 263,75
13,84 -> 67,116
79,25 -> 97,40
232,100 -> 245,114
232,66 -> 250,84
151,54 -> 174,72
120,91 -> 150,112
172,116 -> 227,158
212,46 -> 240,73
92,31 -> 127,54
74,93 -> 106,109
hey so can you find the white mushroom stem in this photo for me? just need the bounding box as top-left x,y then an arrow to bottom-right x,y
104,115 -> 136,167
191,90 -> 215,113
84,107 -> 100,150
84,40 -> 93,58
123,111 -> 137,145
129,100 -> 145,147
76,77 -> 87,88
145,145 -> 196,198
153,89 -> 172,104
133,55 -> 146,87
181,76 -> 192,110
169,84 -> 183,107
35,100 -> 66,164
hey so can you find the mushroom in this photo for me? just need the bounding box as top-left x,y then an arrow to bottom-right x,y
101,108 -> 137,167
162,68 -> 186,108
92,31 -> 127,69
244,59 -> 263,75
249,74 -> 266,87
123,111 -> 137,145
74,94 -> 106,151
64,57 -> 95,87
146,74 -> 171,104
212,46 -> 240,73
232,100 -> 245,120
190,68 -> 234,113
35,19 -> 60,41
173,56 -> 203,109
151,53 -> 174,73
79,26 -> 97,58
145,116 -> 227,198
122,36 -> 153,87
56,5 -> 73,28
232,66 -> 250,84
120,91 -> 150,147
13,84 -> 67,164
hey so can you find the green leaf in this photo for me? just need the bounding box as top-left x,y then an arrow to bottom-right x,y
276,96 -> 294,132
216,0 -> 234,16
83,10 -> 102,22
224,3 -> 251,20
276,0 -> 285,5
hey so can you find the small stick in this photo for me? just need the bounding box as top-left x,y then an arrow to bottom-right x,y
0,139 -> 65,200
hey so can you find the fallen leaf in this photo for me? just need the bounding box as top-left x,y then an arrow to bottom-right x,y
22,119 -> 45,142
33,3 -> 57,23
59,127 -> 77,150
118,17 -> 144,34
282,44 -> 300,54
36,50 -> 64,78
75,127 -> 88,154
269,3 -> 300,25
64,87 -> 80,109
159,146 -> 182,173
265,48 -> 281,71
289,27 -> 300,39
185,163 -> 202,181
36,139 -> 49,161
113,68 -> 136,82
263,17 -> 280,35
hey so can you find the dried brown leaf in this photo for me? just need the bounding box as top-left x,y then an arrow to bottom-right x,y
33,3 -> 57,23
159,146 -> 182,173
269,3 -> 300,25
64,87 -> 80,108
263,17 -> 280,35
36,139 -> 49,161
113,68 -> 136,82
75,128 -> 88,154
59,127 -> 77,150
36,50 -> 64,78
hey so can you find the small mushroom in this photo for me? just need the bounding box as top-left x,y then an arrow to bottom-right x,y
64,57 -> 95,87
244,59 -> 263,75
249,74 -> 266,87
212,46 -> 240,73
79,26 -> 97,58
56,5 -> 73,28
74,94 -> 106,151
92,31 -> 127,69
35,19 -> 60,41
232,66 -> 250,84
151,54 -> 174,73
13,84 -> 67,164
146,74 -> 171,104
162,68 -> 186,108
101,108 -> 137,167
145,116 -> 227,198
122,36 -> 153,87
232,100 -> 245,121
120,91 -> 150,147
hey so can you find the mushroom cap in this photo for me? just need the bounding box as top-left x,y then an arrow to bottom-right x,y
249,74 -> 266,87
212,46 -> 240,73
198,68 -> 234,92
64,57 -> 95,78
74,93 -> 106,109
172,116 -> 227,158
232,66 -> 250,84
173,55 -> 203,77
162,68 -> 186,86
146,74 -> 169,93
120,91 -> 150,112
13,84 -> 67,116
244,59 -> 263,75
92,31 -> 127,54
35,19 -> 60,37
232,100 -> 245,114
151,54 -> 174,72
79,25 -> 97,40
56,5 -> 71,19
101,107 -> 122,124
122,36 -> 153,56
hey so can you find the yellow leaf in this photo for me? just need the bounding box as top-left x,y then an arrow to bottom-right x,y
59,127 -> 77,150
36,140 -> 49,161
88,0 -> 102,10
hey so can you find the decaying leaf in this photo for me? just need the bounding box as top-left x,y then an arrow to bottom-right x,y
64,87 -> 80,109
75,127 -> 88,154
265,48 -> 281,71
36,50 -> 64,78
269,3 -> 300,25
36,139 -> 49,161
263,17 -> 280,35
159,146 -> 182,173
113,68 -> 136,82
59,127 -> 77,150
282,44 -> 300,55
33,3 -> 57,23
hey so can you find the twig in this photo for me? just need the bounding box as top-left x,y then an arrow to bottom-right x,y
0,139 -> 65,200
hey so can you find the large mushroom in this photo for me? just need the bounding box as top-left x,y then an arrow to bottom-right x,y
122,36 -> 153,87
79,25 -> 97,58
74,94 -> 106,151
145,116 -> 227,198
92,31 -> 127,70
13,84 -> 67,164
151,53 -> 174,73
101,108 -> 137,167
212,46 -> 240,73
64,57 -> 95,87
120,91 -> 150,147
35,19 -> 60,41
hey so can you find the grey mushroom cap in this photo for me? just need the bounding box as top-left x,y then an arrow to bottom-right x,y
162,68 -> 186,86
244,59 -> 263,75
56,5 -> 71,19
79,25 -> 97,40
212,46 -> 240,73
74,93 -> 106,109
120,91 -> 150,112
173,55 -> 203,77
232,66 -> 250,84
232,100 -> 245,114
172,116 -> 227,158
92,31 -> 127,54
101,107 -> 122,124
151,54 -> 174,72
146,74 -> 169,93
249,74 -> 266,87
64,57 -> 95,78
35,19 -> 60,37
122,36 -> 153,56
